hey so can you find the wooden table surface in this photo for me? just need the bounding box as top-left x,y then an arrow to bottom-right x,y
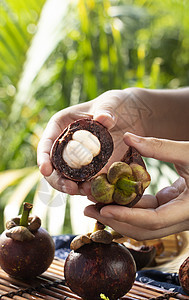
0,258 -> 188,300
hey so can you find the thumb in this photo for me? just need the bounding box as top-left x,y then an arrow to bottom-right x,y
92,91 -> 121,129
94,111 -> 116,130
123,132 -> 189,165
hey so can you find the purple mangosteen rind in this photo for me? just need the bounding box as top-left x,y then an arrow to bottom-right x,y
0,203 -> 55,280
0,227 -> 55,280
127,245 -> 156,270
64,241 -> 136,300
121,146 -> 146,169
179,256 -> 189,294
121,146 -> 146,207
50,118 -> 114,182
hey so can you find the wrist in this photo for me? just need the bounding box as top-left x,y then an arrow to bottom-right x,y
123,87 -> 189,140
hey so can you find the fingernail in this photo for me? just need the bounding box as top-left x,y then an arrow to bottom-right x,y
95,111 -> 114,120
126,132 -> 141,143
94,112 -> 116,129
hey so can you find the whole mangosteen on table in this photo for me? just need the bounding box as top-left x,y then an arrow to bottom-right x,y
0,202 -> 55,280
64,222 -> 136,300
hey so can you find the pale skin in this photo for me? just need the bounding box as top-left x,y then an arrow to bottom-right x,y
37,87 -> 189,240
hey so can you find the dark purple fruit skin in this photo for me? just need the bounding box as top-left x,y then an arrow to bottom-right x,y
179,256 -> 189,294
0,227 -> 55,280
50,118 -> 113,182
64,242 -> 136,300
127,245 -> 156,270
121,146 -> 147,208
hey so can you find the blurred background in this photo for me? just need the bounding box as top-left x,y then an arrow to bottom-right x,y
0,0 -> 188,236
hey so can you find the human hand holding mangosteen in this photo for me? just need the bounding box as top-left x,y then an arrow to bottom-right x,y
85,133 -> 189,241
37,87 -> 189,197
37,88 -> 149,196
37,87 -> 189,241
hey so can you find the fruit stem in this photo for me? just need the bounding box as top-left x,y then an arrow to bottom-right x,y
116,177 -> 137,195
19,202 -> 33,227
93,221 -> 105,232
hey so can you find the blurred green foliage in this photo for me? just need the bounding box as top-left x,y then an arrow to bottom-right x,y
0,0 -> 188,234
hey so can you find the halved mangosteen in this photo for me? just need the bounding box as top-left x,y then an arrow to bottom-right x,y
50,118 -> 113,182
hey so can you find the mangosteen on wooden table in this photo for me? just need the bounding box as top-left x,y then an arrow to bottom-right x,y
64,222 -> 136,300
0,202 -> 55,280
50,118 -> 114,182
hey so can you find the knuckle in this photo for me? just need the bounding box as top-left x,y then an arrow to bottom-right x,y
151,137 -> 163,149
151,223 -> 162,231
149,138 -> 163,158
151,218 -> 164,230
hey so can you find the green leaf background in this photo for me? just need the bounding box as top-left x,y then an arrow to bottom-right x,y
0,0 -> 188,235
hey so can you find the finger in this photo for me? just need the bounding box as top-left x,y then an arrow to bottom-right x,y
45,170 -> 79,195
124,132 -> 189,165
92,90 -> 125,129
106,219 -> 188,240
37,139 -> 54,176
94,113 -> 116,130
78,181 -> 92,196
37,107 -> 86,177
37,102 -> 101,177
97,195 -> 189,230
37,118 -> 63,176
172,177 -> 186,193
84,204 -> 189,240
155,185 -> 180,205
135,187 -> 180,208
125,181 -> 182,209
155,177 -> 185,206
133,194 -> 159,209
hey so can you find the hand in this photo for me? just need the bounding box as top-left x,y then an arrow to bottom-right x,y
84,133 -> 189,240
37,88 -> 146,195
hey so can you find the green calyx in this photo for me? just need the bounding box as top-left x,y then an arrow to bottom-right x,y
116,177 -> 138,195
91,161 -> 150,206
91,174 -> 114,204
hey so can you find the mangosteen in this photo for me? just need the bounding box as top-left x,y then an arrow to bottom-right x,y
179,256 -> 189,294
64,223 -> 136,300
50,118 -> 113,182
127,244 -> 156,270
91,146 -> 151,207
0,202 -> 55,280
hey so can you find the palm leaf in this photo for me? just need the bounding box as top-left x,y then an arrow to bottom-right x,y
0,166 -> 37,194
0,0 -> 46,85
1,0 -> 187,236
32,177 -> 68,234
3,168 -> 41,223
11,0 -> 71,119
